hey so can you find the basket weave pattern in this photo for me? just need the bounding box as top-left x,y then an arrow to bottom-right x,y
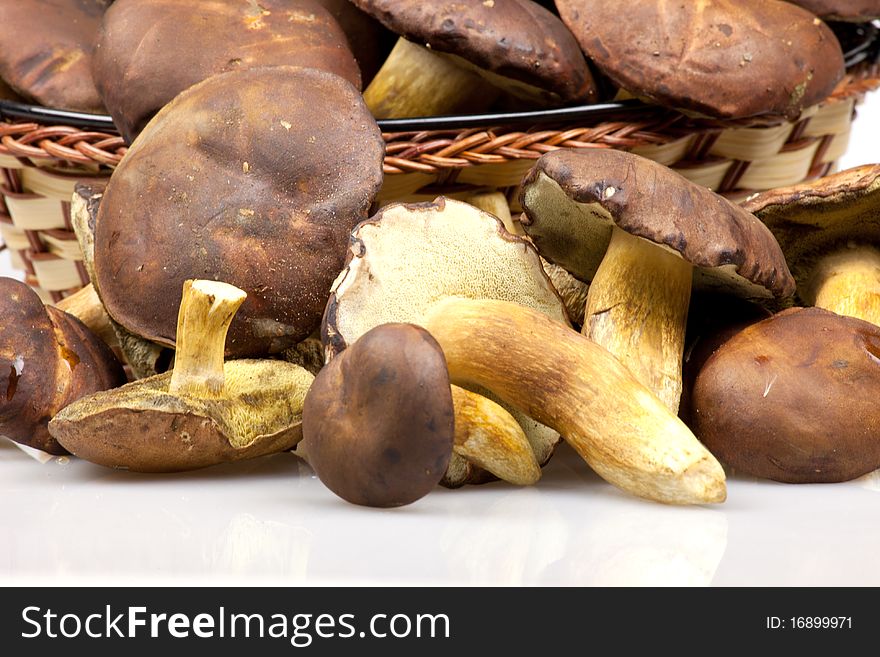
1,63 -> 879,302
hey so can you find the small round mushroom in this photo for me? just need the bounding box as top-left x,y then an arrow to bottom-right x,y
519,149 -> 795,412
93,65 -> 385,359
353,0 -> 596,117
93,0 -> 361,142
787,1 -> 880,21
556,0 -> 845,119
1,277 -> 126,455
692,307 -> 880,483
0,0 -> 110,111
323,196 -> 568,481
49,280 -> 315,472
744,164 -> 880,328
302,323 -> 454,507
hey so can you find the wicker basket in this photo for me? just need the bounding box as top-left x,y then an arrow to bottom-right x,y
2,30 -> 879,302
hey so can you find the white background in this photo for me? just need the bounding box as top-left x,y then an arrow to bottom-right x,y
2,96 -> 879,586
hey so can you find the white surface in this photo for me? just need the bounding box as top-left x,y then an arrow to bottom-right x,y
2,96 -> 879,588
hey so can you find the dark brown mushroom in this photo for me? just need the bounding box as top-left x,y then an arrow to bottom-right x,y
93,65 -> 385,359
49,280 -> 314,472
93,0 -> 362,142
519,148 -> 795,412
302,323 -> 455,507
692,307 -> 880,483
556,0 -> 845,119
0,0 -> 110,111
744,164 -> 880,328
1,277 -> 125,454
353,0 -> 596,117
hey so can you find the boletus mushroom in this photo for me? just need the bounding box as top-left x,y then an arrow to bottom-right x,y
519,149 -> 795,413
556,0 -> 844,119
744,164 -> 880,328
352,0 -> 596,117
692,307 -> 880,483
420,297 -> 727,505
323,197 -> 568,485
49,280 -> 314,472
1,277 -> 125,455
93,0 -> 362,142
302,323 -> 454,507
93,65 -> 385,359
0,0 -> 110,111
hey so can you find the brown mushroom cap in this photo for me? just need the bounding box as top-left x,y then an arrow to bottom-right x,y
93,66 -> 384,358
520,149 -> 796,299
1,278 -> 125,454
302,323 -> 455,508
93,0 -> 362,142
315,0 -> 395,85
743,164 -> 880,297
0,0 -> 109,111
49,359 -> 313,472
692,307 -> 880,483
555,0 -> 844,119
787,1 -> 880,21
351,0 -> 596,103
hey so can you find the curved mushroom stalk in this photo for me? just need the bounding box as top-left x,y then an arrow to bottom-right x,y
363,37 -> 497,118
422,297 -> 726,505
806,244 -> 880,327
584,227 -> 692,412
49,280 -> 314,472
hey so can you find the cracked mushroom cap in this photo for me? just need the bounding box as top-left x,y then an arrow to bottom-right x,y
555,0 -> 844,119
94,65 -> 384,359
351,0 -> 596,104
0,0 -> 110,111
692,307 -> 880,483
787,1 -> 880,21
0,278 -> 125,454
519,149 -> 796,300
93,0 -> 361,142
49,359 -> 314,472
303,323 -> 454,507
743,164 -> 880,298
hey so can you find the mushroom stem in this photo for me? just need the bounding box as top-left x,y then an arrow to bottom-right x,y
363,37 -> 498,119
807,244 -> 880,327
168,280 -> 247,399
54,283 -> 117,347
451,385 -> 541,486
583,227 -> 692,413
422,297 -> 726,505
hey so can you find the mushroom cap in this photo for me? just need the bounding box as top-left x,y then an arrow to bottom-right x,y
93,0 -> 362,142
555,0 -> 845,119
787,1 -> 880,21
692,307 -> 880,483
94,66 -> 385,359
315,0 -> 396,85
324,197 -> 568,357
519,149 -> 796,299
743,164 -> 880,294
302,323 -> 454,507
49,359 -> 314,472
0,0 -> 109,111
351,0 -> 596,103
0,278 -> 125,454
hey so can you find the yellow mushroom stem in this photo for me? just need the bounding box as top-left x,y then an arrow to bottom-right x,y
422,297 -> 725,505
806,244 -> 880,327
363,37 -> 498,119
583,227 -> 692,413
168,280 -> 247,398
451,385 -> 541,486
54,283 -> 117,347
